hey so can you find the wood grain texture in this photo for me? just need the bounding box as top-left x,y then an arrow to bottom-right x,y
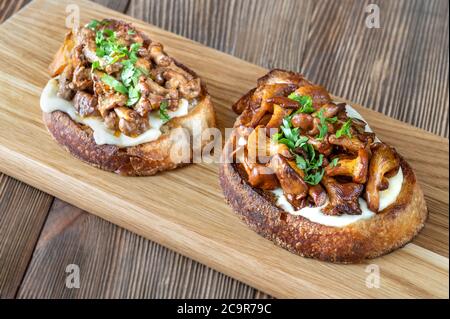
0,0 -> 51,300
0,0 -> 264,299
128,0 -> 449,138
18,199 -> 268,298
0,0 -> 30,23
0,0 -> 447,298
0,175 -> 53,298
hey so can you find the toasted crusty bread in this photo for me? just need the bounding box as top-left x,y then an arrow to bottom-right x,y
44,90 -> 215,176
220,143 -> 427,263
44,20 -> 216,176
219,70 -> 428,263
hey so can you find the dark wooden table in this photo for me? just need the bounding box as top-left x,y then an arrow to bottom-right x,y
0,0 -> 448,298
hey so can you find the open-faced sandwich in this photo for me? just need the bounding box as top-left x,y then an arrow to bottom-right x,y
220,69 -> 427,263
41,19 -> 215,175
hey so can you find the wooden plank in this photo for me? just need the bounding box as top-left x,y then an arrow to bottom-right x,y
17,199 -> 265,298
0,175 -> 53,298
0,0 -> 31,23
302,0 -> 449,138
128,0 -> 449,138
0,0 -> 447,298
8,0 -> 264,299
0,0 -> 51,299
127,0 -> 314,71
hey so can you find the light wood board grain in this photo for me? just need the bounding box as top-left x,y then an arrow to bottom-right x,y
0,0 -> 448,298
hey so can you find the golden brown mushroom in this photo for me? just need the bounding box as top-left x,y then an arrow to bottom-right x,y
265,96 -> 300,109
308,184 -> 328,206
148,42 -> 171,66
319,103 -> 346,118
328,134 -> 366,153
321,176 -> 364,215
307,137 -> 333,156
246,126 -> 272,164
291,113 -> 314,131
365,143 -> 400,212
248,83 -> 297,126
114,106 -> 150,136
271,154 -> 309,209
295,85 -> 331,109
49,31 -> 74,77
241,150 -> 279,190
246,126 -> 290,164
325,146 -> 371,183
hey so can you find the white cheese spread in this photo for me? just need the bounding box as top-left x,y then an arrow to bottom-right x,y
40,78 -> 189,147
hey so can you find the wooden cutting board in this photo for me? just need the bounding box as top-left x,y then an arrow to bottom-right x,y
0,0 -> 448,298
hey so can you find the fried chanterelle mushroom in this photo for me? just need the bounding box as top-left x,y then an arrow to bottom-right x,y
49,19 -> 202,137
234,70 -> 401,215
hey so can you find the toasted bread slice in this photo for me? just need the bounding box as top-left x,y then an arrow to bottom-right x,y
43,90 -> 215,176
219,69 -> 427,263
42,19 -> 216,176
220,143 -> 427,263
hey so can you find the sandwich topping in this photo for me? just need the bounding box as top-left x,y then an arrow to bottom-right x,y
233,70 -> 403,227
41,19 -> 202,147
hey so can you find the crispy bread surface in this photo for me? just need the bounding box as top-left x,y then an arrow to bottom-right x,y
219,69 -> 427,263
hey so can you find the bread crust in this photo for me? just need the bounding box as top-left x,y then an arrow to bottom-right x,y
219,71 -> 428,262
44,91 -> 215,176
44,31 -> 216,177
220,138 -> 427,263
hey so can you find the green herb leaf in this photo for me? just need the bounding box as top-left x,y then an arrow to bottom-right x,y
129,42 -> 142,64
326,116 -> 338,123
103,29 -> 114,38
126,86 -> 141,106
294,135 -> 309,148
277,138 -> 295,149
91,60 -> 100,70
86,19 -> 100,30
159,100 -> 170,123
317,123 -> 328,140
271,132 -> 282,143
316,109 -> 328,140
128,30 -> 136,35
288,93 -> 315,114
274,112 -> 326,185
295,155 -> 307,170
304,169 -> 325,185
336,118 -> 353,138
330,157 -> 339,167
101,74 -> 128,94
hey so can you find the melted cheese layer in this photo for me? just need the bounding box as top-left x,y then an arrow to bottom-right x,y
40,78 -> 189,147
272,167 -> 403,227
270,104 -> 402,227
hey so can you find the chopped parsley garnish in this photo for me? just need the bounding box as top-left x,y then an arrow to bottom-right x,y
316,109 -> 338,140
159,100 -> 170,123
91,60 -> 100,70
336,118 -> 353,138
86,19 -> 101,30
94,29 -> 129,65
129,42 -> 142,64
126,86 -> 141,106
273,115 -> 325,185
304,167 -> 325,185
272,118 -> 308,149
127,30 -> 136,35
330,157 -> 339,167
295,151 -> 325,185
90,22 -> 149,108
101,74 -> 128,94
288,93 -> 315,114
